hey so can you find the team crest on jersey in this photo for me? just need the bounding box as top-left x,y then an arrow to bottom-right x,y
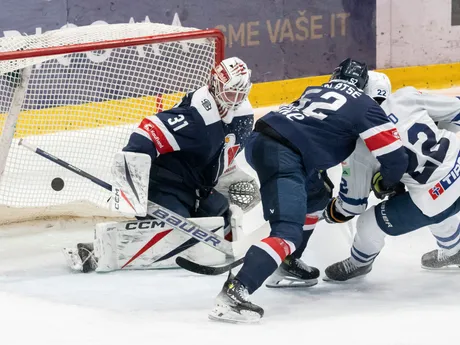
428,153 -> 460,200
429,183 -> 445,200
392,129 -> 401,140
201,98 -> 212,111
224,134 -> 240,169
342,167 -> 351,176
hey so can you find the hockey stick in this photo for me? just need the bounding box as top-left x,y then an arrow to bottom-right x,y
175,256 -> 244,275
175,221 -> 270,275
18,139 -> 234,256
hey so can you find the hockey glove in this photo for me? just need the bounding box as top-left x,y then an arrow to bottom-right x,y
320,170 -> 335,196
322,198 -> 355,224
371,171 -> 406,200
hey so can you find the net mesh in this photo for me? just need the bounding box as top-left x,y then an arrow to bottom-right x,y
0,23 -> 221,224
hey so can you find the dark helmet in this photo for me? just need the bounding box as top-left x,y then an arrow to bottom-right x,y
329,58 -> 369,90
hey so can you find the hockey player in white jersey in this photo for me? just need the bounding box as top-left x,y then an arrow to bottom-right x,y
324,72 -> 460,281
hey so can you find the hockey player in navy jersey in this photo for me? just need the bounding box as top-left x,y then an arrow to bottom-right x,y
323,72 -> 460,281
122,56 -> 254,220
263,169 -> 333,288
208,59 -> 409,323
65,57 -> 257,273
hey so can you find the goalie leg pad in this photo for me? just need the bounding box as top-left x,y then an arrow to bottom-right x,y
93,216 -> 226,272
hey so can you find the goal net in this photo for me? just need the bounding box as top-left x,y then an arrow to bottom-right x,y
0,23 -> 224,224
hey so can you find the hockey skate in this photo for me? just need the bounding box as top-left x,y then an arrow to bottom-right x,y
421,248 -> 460,270
209,272 -> 264,323
265,255 -> 320,288
62,243 -> 97,273
324,257 -> 372,282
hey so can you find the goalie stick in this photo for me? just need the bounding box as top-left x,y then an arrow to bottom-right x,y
18,139 -> 235,256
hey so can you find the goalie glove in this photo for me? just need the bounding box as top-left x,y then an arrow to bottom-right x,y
228,180 -> 261,211
371,171 -> 406,200
322,198 -> 355,224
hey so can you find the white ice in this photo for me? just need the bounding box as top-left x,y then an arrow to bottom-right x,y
1,87 -> 460,345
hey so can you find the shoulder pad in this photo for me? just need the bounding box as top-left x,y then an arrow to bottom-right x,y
189,86 -> 221,125
225,99 -> 254,122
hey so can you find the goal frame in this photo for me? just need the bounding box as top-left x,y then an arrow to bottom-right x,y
0,28 -> 225,199
0,28 -> 224,63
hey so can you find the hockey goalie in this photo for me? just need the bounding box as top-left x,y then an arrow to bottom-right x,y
63,57 -> 266,273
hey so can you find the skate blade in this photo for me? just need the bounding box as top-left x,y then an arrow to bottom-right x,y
61,247 -> 83,272
322,274 -> 368,283
421,264 -> 460,272
266,277 -> 318,289
208,304 -> 261,324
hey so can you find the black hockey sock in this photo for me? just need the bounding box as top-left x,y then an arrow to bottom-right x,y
291,229 -> 313,259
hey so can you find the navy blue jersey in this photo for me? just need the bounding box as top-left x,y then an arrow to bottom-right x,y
123,86 -> 254,196
256,82 -> 408,187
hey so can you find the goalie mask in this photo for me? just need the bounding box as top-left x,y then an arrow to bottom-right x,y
364,71 -> 392,105
210,57 -> 252,122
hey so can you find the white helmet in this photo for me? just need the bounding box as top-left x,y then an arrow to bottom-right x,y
364,71 -> 392,104
210,57 -> 252,119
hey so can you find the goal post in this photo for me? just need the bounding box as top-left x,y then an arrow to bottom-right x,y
0,23 -> 224,224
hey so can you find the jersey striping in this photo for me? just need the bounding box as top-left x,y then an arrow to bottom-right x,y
123,85 -> 254,194
256,81 -> 408,188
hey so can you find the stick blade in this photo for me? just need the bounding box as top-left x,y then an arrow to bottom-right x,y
175,256 -> 244,275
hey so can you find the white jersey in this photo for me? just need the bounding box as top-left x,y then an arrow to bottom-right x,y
336,139 -> 380,216
338,87 -> 460,217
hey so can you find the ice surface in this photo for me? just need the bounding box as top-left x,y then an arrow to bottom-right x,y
1,87 -> 460,345
2,214 -> 460,345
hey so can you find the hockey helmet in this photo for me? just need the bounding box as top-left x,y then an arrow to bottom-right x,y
329,58 -> 369,90
210,57 -> 252,120
364,71 -> 392,105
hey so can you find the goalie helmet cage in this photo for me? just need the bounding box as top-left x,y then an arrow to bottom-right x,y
0,23 -> 224,224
